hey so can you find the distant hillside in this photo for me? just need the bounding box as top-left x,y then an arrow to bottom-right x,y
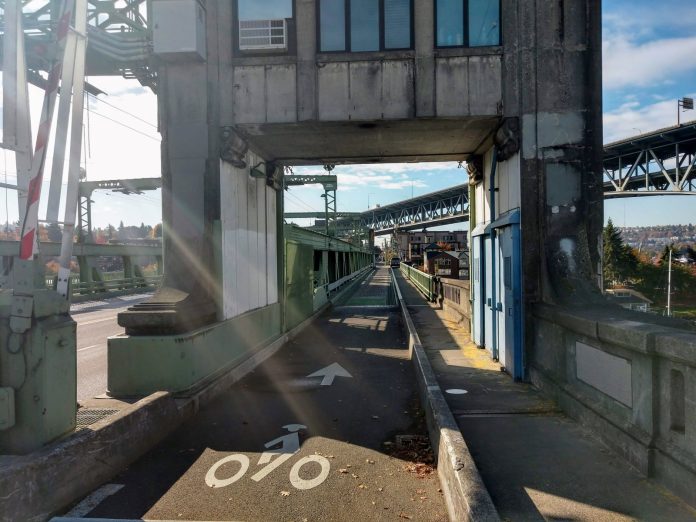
618,224 -> 696,253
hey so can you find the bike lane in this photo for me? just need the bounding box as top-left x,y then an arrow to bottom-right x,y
73,276 -> 448,521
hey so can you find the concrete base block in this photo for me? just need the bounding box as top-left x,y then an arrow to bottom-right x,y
108,303 -> 282,396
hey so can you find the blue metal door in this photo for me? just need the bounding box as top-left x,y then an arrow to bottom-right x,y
484,233 -> 494,356
471,227 -> 486,347
492,212 -> 523,380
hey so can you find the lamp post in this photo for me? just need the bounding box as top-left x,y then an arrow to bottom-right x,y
678,97 -> 694,125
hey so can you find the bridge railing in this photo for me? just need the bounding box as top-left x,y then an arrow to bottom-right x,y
399,263 -> 438,301
2,240 -> 162,301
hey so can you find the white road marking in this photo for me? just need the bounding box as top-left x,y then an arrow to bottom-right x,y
76,317 -> 115,327
206,455 -> 250,488
63,483 -> 124,517
446,389 -> 469,395
204,424 -> 330,490
289,455 -> 331,490
251,453 -> 294,482
77,344 -> 102,353
307,363 -> 353,386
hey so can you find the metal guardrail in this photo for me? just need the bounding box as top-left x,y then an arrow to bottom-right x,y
71,275 -> 161,296
399,263 -> 438,301
44,274 -> 162,297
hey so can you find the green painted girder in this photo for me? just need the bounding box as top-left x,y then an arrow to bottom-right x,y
79,177 -> 161,197
284,175 -> 337,190
0,240 -> 161,257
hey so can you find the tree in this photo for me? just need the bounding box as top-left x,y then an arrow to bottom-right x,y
151,223 -> 163,239
603,219 -> 638,286
46,222 -> 63,242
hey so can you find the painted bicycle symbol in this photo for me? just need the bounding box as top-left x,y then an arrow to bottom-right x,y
205,424 -> 331,491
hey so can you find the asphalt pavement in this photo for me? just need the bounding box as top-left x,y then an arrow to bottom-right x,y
63,268 -> 448,521
72,294 -> 151,402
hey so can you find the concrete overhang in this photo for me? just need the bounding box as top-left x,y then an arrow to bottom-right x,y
235,117 -> 499,165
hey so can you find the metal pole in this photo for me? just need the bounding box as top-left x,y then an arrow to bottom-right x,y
57,0 -> 88,299
667,248 -> 672,317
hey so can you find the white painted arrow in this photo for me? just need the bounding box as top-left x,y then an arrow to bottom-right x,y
307,363 -> 353,386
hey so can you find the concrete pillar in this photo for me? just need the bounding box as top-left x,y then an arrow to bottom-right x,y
119,1 -> 222,334
122,256 -> 133,280
296,0 -> 317,121
414,0 -> 435,117
501,0 -> 603,367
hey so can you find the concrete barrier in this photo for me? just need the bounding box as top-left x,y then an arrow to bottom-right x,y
440,278 -> 472,331
531,304 -> 696,508
392,271 -> 499,522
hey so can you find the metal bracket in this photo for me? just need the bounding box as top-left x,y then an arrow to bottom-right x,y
220,126 -> 249,168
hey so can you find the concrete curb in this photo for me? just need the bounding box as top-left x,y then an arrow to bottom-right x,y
0,302 -> 333,522
391,270 -> 500,522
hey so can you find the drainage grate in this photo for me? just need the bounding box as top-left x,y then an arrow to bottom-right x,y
75,409 -> 119,431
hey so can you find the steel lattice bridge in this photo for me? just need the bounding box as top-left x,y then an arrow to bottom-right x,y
287,184 -> 470,236
603,122 -> 696,198
287,123 -> 696,235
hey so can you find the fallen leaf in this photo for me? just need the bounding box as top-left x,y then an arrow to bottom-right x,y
358,484 -> 367,489
280,491 -> 290,497
398,513 -> 412,520
351,473 -> 358,479
365,459 -> 375,464
338,468 -> 348,474
377,487 -> 384,492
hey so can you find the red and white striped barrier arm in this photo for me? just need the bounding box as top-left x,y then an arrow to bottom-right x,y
19,0 -> 74,259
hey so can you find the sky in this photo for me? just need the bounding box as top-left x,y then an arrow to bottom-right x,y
1,0 -> 696,231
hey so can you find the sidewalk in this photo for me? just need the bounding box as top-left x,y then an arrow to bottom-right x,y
395,271 -> 696,522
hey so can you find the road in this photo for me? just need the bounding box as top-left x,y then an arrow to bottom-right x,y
72,294 -> 151,403
62,268 -> 448,521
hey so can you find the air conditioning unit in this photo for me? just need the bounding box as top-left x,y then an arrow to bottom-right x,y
239,19 -> 287,51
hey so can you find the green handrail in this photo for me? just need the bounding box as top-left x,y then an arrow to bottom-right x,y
399,263 -> 438,301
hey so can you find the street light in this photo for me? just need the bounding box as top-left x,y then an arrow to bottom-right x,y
678,97 -> 694,125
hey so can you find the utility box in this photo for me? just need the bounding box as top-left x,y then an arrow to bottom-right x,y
152,0 -> 206,61
0,290 -> 76,454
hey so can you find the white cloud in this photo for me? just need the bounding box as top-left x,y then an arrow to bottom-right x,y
603,94 -> 696,142
294,162 -> 457,190
603,35 -> 696,90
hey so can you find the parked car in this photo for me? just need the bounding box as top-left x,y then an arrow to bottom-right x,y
390,257 -> 401,268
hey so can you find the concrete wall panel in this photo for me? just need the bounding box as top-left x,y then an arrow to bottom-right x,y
256,177 -> 267,309
349,61 -> 383,120
381,60 -> 415,119
436,57 -> 469,117
497,153 -> 521,215
267,188 -> 278,304
233,66 -> 267,124
221,153 -> 278,320
318,62 -> 350,121
576,341 -> 633,408
468,56 -> 502,116
266,65 -> 298,123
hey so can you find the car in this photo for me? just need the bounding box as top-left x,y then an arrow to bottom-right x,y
390,257 -> 401,268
